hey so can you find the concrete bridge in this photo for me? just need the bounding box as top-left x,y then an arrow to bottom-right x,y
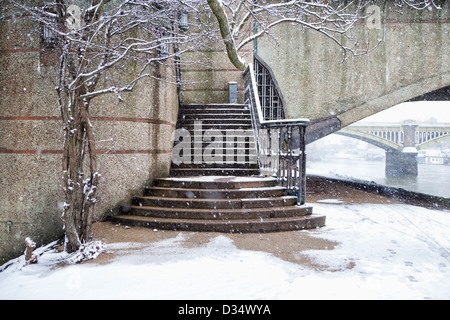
254,2 -> 450,143
335,121 -> 450,176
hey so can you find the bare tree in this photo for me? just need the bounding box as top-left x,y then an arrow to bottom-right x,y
7,0 -> 212,253
206,0 -> 443,71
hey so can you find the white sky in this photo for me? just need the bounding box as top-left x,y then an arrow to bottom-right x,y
359,101 -> 450,123
311,101 -> 450,146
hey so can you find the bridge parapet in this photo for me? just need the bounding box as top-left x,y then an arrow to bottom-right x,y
415,125 -> 450,149
337,122 -> 450,151
337,124 -> 404,152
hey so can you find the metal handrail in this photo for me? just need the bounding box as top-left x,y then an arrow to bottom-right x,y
244,61 -> 310,205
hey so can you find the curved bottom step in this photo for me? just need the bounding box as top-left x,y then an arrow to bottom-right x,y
108,214 -> 326,233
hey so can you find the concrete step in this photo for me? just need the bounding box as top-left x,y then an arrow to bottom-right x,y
172,162 -> 259,169
132,195 -> 297,209
169,168 -> 261,176
174,135 -> 256,141
177,119 -> 252,126
109,214 -> 326,233
179,113 -> 251,119
173,158 -> 257,166
178,124 -> 253,131
184,144 -> 256,150
145,185 -> 286,199
179,103 -> 249,112
175,138 -> 256,146
126,203 -> 312,220
185,151 -> 257,158
153,176 -> 278,189
109,103 -> 326,233
179,109 -> 250,115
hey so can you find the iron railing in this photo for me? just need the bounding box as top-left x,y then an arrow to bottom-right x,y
254,56 -> 285,120
244,56 -> 310,205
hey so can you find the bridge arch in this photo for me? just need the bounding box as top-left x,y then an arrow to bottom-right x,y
336,129 -> 401,152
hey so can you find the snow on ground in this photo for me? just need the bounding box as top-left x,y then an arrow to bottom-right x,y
0,203 -> 449,300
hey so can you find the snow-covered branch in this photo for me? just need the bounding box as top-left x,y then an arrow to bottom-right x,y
206,0 -> 442,70
208,0 -> 378,69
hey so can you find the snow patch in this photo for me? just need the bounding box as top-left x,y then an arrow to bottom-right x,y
316,199 -> 346,204
64,241 -> 107,264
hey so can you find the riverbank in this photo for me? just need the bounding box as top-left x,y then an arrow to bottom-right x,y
306,157 -> 450,198
306,175 -> 450,210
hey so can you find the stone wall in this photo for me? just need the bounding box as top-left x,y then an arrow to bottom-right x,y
179,12 -> 253,105
180,49 -> 252,105
0,16 -> 178,264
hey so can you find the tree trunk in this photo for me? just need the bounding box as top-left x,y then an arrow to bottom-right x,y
207,0 -> 247,71
61,89 -> 99,253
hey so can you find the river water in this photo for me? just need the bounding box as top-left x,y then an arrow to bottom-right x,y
306,157 -> 450,199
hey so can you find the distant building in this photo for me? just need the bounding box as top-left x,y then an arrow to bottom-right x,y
418,150 -> 450,165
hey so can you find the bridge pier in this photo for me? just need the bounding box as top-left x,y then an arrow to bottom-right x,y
385,149 -> 418,176
385,122 -> 419,176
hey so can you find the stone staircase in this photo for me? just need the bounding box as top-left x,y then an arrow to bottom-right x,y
110,104 -> 326,232
170,104 -> 260,177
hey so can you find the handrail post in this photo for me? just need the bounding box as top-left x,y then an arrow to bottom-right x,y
299,125 -> 307,205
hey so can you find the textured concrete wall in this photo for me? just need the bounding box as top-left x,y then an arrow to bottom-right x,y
180,49 -> 250,104
179,13 -> 253,105
257,1 -> 450,128
0,17 -> 178,263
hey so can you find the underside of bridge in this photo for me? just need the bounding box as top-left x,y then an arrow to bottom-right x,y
305,85 -> 450,146
409,86 -> 450,102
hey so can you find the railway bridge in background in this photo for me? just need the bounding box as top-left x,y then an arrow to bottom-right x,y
336,122 -> 450,176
